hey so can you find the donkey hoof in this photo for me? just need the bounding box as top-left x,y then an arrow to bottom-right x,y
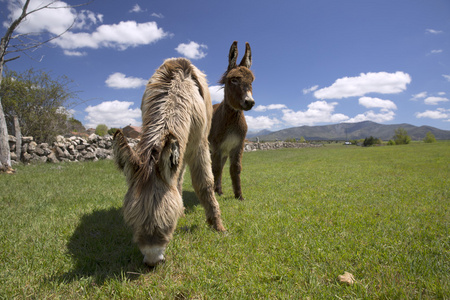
236,195 -> 244,201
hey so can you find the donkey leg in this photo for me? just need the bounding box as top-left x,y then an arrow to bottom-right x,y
190,143 -> 226,232
229,146 -> 244,200
211,150 -> 227,195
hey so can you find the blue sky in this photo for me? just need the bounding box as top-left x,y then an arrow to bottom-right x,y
2,0 -> 450,132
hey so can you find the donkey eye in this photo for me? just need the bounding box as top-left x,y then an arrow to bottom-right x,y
231,78 -> 239,85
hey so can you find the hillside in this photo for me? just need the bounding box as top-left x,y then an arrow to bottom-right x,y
248,121 -> 450,141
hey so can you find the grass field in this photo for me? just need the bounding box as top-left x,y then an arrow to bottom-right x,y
1,141 -> 449,299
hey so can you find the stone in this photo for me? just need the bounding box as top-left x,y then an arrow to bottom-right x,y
84,152 -> 96,160
47,152 -> 59,163
22,152 -> 32,162
27,141 -> 37,153
88,133 -> 98,143
31,153 -> 47,163
338,272 -> 355,285
35,147 -> 45,156
55,147 -> 65,158
22,136 -> 33,143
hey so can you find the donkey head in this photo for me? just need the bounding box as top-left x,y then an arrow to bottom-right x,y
220,41 -> 255,111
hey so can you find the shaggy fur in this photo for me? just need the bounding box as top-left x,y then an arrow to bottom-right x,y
209,41 -> 255,200
113,58 -> 225,266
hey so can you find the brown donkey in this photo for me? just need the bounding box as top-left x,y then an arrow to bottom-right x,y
113,58 -> 225,266
209,41 -> 255,200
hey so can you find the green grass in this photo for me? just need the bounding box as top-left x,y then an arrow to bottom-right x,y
1,142 -> 449,299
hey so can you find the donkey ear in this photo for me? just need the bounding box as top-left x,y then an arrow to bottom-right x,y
239,42 -> 252,68
227,41 -> 238,71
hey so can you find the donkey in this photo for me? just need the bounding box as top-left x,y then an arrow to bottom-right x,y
208,41 -> 255,200
113,58 -> 225,267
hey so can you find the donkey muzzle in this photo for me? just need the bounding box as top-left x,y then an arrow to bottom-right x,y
242,91 -> 255,111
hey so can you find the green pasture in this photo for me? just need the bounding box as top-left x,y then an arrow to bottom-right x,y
0,142 -> 449,299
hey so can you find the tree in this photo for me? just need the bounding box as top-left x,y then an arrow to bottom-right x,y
0,0 -> 92,171
393,127 -> 411,145
95,124 -> 108,136
1,68 -> 79,143
67,117 -> 86,134
108,127 -> 119,136
423,131 -> 436,143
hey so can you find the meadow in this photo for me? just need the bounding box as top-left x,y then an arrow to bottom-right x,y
0,141 -> 449,299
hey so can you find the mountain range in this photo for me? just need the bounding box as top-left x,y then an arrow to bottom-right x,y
247,121 -> 450,141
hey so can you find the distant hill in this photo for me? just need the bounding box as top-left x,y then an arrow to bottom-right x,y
246,129 -> 272,139
248,121 -> 450,141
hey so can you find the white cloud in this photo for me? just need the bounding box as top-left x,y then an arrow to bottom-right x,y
415,108 -> 449,119
314,71 -> 411,99
443,75 -> 450,82
4,1 -> 103,34
245,116 -> 281,131
5,0 -> 79,34
52,21 -> 169,51
85,100 -> 141,128
129,4 -> 144,13
424,96 -> 449,105
74,10 -> 103,30
105,72 -> 147,89
438,92 -> 446,96
346,110 -> 395,123
411,91 -> 427,101
281,101 -> 349,126
4,1 -> 168,52
429,49 -> 443,55
426,29 -> 443,34
209,85 -> 224,103
254,104 -> 287,112
151,13 -> 164,18
358,97 -> 397,110
302,85 -> 319,94
63,50 -> 87,56
175,41 -> 207,60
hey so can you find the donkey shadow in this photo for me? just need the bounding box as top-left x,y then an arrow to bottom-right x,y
55,191 -> 203,284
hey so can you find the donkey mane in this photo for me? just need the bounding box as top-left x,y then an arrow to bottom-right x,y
135,58 -> 208,184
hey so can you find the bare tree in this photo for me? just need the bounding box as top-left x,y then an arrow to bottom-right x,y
0,0 -> 92,172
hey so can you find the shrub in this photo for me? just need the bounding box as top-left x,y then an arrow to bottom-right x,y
95,124 -> 108,136
387,140 -> 396,146
363,136 -> 379,147
423,131 -> 436,143
108,128 -> 118,136
393,127 -> 411,145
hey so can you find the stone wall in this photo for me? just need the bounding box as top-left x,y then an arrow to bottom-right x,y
244,141 -> 322,152
8,134 -> 139,165
8,134 -> 321,165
